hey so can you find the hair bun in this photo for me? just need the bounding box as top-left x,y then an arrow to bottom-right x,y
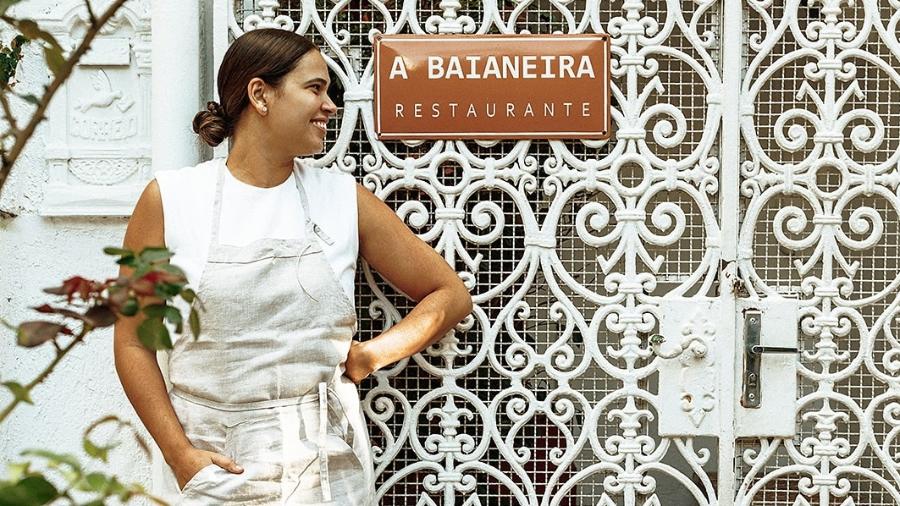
206,100 -> 224,117
193,101 -> 231,147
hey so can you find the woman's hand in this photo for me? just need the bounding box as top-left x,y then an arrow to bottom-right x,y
344,340 -> 379,384
171,447 -> 243,491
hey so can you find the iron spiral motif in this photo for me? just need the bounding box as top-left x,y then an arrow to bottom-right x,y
227,1 -> 900,504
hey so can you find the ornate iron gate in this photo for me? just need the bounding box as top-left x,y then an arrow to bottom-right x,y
219,1 -> 900,504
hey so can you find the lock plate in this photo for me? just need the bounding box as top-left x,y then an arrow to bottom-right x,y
735,297 -> 799,438
656,297 -> 730,437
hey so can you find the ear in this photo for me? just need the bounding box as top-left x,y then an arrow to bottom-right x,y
247,77 -> 269,115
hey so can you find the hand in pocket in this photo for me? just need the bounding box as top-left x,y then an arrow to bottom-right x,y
173,447 -> 244,491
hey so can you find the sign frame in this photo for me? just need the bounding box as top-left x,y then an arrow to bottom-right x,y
373,34 -> 612,141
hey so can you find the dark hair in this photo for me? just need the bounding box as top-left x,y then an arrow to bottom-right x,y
193,29 -> 318,147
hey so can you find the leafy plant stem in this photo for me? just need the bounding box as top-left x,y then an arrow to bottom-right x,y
0,323 -> 91,424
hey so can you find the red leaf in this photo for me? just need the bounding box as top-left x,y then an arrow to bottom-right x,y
131,278 -> 155,297
84,305 -> 116,328
131,270 -> 184,297
141,270 -> 184,285
43,276 -> 99,303
29,304 -> 87,322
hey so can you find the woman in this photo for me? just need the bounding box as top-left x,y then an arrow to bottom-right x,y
113,29 -> 472,505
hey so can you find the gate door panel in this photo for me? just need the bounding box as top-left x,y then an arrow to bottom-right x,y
735,1 -> 900,505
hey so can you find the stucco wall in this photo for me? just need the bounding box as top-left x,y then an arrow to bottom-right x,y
1,0 -> 157,501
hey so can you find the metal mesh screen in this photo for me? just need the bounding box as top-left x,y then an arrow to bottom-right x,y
738,1 -> 900,504
229,1 -> 727,505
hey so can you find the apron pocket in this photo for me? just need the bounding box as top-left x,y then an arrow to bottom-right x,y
223,406 -> 361,501
326,396 -> 355,446
180,463 -> 218,494
225,415 -> 286,483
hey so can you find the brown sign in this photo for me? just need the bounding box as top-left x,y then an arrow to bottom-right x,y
373,34 -> 611,140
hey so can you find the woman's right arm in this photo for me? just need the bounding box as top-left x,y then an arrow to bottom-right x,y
113,180 -> 242,489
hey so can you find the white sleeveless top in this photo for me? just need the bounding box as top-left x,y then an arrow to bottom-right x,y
155,157 -> 358,302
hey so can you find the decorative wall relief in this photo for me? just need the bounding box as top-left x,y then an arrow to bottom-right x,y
38,1 -> 151,216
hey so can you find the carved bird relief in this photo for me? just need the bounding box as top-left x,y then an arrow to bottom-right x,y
75,70 -> 134,113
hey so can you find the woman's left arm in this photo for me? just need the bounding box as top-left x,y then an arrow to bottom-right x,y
344,183 -> 474,383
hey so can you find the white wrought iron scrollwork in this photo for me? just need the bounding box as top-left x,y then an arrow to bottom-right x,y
737,0 -> 900,504
224,0 -> 900,504
228,0 -> 721,504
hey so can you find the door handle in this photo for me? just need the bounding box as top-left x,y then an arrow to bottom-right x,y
751,345 -> 799,354
648,333 -> 709,360
742,310 -> 798,408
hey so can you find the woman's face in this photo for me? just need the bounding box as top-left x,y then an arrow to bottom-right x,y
267,50 -> 337,156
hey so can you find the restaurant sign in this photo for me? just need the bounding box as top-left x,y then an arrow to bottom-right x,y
373,34 -> 611,140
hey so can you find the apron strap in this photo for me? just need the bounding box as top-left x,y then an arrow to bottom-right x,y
317,381 -> 333,502
210,160 -> 228,245
293,163 -> 336,247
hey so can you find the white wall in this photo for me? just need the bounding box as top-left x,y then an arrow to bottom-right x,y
1,1 -> 168,502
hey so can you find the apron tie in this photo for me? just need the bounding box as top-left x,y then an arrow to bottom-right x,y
318,381 -> 333,502
295,244 -> 320,302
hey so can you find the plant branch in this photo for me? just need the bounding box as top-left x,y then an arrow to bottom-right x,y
0,0 -> 128,197
0,325 -> 91,424
0,91 -> 18,134
83,0 -> 97,26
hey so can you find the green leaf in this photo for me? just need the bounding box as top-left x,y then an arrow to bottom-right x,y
21,449 -> 81,471
84,415 -> 151,459
144,303 -> 189,326
16,321 -> 70,347
116,255 -> 137,267
17,93 -> 38,105
138,247 -> 174,263
103,247 -> 133,257
105,247 -> 136,267
14,20 -> 67,77
2,382 -> 32,405
189,307 -> 200,340
15,20 -> 62,50
76,472 -> 111,492
137,318 -> 171,350
5,461 -> 30,481
140,304 -> 168,319
0,475 -> 57,506
119,297 -> 139,317
131,263 -> 152,279
180,288 -> 196,304
107,284 -> 129,308
154,282 -> 182,299
0,34 -> 25,89
116,480 -> 142,500
159,263 -> 186,277
42,46 -> 65,76
82,438 -> 115,464
165,306 -> 182,325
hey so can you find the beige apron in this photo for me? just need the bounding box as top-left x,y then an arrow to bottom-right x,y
166,163 -> 374,505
